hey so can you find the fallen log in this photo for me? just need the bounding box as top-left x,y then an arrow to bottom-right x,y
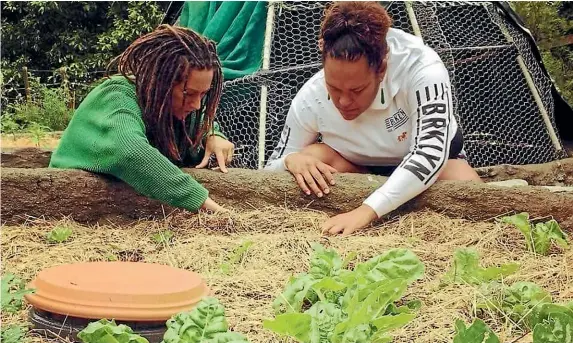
2,148 -> 573,186
476,158 -> 573,186
2,168 -> 572,229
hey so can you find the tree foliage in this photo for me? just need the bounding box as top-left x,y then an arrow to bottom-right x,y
0,1 -> 168,84
513,2 -> 573,105
0,1 -> 171,132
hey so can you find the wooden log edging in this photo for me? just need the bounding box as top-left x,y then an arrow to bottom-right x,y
2,168 -> 572,229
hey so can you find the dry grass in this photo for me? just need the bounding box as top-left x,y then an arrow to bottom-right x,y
1,207 -> 572,343
1,133 -> 61,151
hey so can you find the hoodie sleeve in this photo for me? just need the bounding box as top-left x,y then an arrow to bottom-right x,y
363,62 -> 456,217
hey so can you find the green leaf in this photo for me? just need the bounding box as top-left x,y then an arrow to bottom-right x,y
356,248 -> 425,285
532,312 -> 573,343
162,297 -> 249,343
372,313 -> 416,332
46,226 -> 73,243
478,281 -> 553,330
532,220 -> 569,255
502,212 -> 534,251
163,297 -> 234,343
479,264 -> 520,281
272,274 -> 317,314
370,333 -> 393,343
530,303 -> 573,332
1,274 -> 35,313
502,213 -> 569,255
309,243 -> 343,279
305,302 -> 344,343
204,332 -> 250,343
311,277 -> 347,292
263,313 -> 312,343
151,230 -> 174,245
445,248 -> 518,284
333,324 -> 373,343
1,325 -> 27,343
341,252 -> 358,269
220,241 -> 254,275
77,319 -> 148,343
452,319 -> 500,343
384,299 -> 422,315
333,279 -> 408,342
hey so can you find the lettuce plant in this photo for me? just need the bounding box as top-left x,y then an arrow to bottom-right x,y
264,244 -> 425,343
77,319 -> 148,343
46,226 -> 73,243
501,213 -> 569,255
477,281 -> 573,343
1,273 -> 34,313
452,319 -> 499,343
444,248 -> 518,285
163,297 -> 249,343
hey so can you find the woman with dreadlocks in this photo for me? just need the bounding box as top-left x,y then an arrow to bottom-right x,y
50,25 -> 233,212
265,2 -> 482,235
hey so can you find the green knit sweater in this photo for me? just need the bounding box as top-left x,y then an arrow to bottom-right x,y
49,76 -> 226,212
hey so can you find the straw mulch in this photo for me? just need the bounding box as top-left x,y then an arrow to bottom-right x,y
2,207 -> 572,343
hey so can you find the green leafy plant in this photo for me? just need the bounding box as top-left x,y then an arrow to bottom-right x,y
501,213 -> 569,255
26,122 -> 51,148
151,230 -> 174,245
444,248 -> 519,284
452,319 -> 499,343
478,281 -> 552,330
531,304 -> 573,343
162,297 -> 250,343
78,319 -> 149,343
220,241 -> 254,275
46,226 -> 73,243
264,244 -> 424,343
0,325 -> 28,343
0,114 -> 21,139
1,273 -> 35,313
477,280 -> 573,343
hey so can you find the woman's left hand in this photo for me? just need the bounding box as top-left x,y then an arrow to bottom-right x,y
196,135 -> 235,173
321,204 -> 378,236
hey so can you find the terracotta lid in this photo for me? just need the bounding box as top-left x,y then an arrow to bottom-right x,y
25,262 -> 210,321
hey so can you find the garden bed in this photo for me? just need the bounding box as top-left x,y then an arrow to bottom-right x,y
1,209 -> 572,343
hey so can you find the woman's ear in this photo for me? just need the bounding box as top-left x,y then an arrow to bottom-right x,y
318,38 -> 324,53
377,52 -> 389,80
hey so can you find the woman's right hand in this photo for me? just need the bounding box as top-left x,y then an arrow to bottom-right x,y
284,153 -> 337,198
201,197 -> 226,213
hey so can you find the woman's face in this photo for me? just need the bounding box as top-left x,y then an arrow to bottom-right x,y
323,55 -> 385,120
171,68 -> 214,121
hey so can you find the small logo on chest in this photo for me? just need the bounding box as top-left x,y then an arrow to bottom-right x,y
385,109 -> 408,132
398,131 -> 408,142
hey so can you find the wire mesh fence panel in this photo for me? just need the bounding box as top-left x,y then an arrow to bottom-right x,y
215,1 -> 565,169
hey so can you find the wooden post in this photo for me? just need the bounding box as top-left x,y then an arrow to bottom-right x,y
58,67 -> 71,109
22,66 -> 31,102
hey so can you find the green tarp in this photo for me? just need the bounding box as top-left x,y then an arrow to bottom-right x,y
179,1 -> 268,80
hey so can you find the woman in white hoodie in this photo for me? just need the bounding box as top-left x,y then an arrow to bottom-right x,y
265,1 -> 482,236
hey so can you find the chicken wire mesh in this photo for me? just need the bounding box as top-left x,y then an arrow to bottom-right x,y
215,1 -> 566,170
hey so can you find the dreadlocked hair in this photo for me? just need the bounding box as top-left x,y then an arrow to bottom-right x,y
106,24 -> 223,163
320,2 -> 392,72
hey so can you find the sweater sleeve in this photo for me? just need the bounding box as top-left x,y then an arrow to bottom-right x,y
363,63 -> 454,217
104,109 -> 210,212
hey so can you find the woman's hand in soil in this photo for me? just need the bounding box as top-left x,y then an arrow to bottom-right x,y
197,135 -> 235,173
321,204 -> 378,236
284,152 -> 337,197
200,197 -> 227,213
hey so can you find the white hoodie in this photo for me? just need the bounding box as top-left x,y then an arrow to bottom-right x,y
264,28 -> 458,218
